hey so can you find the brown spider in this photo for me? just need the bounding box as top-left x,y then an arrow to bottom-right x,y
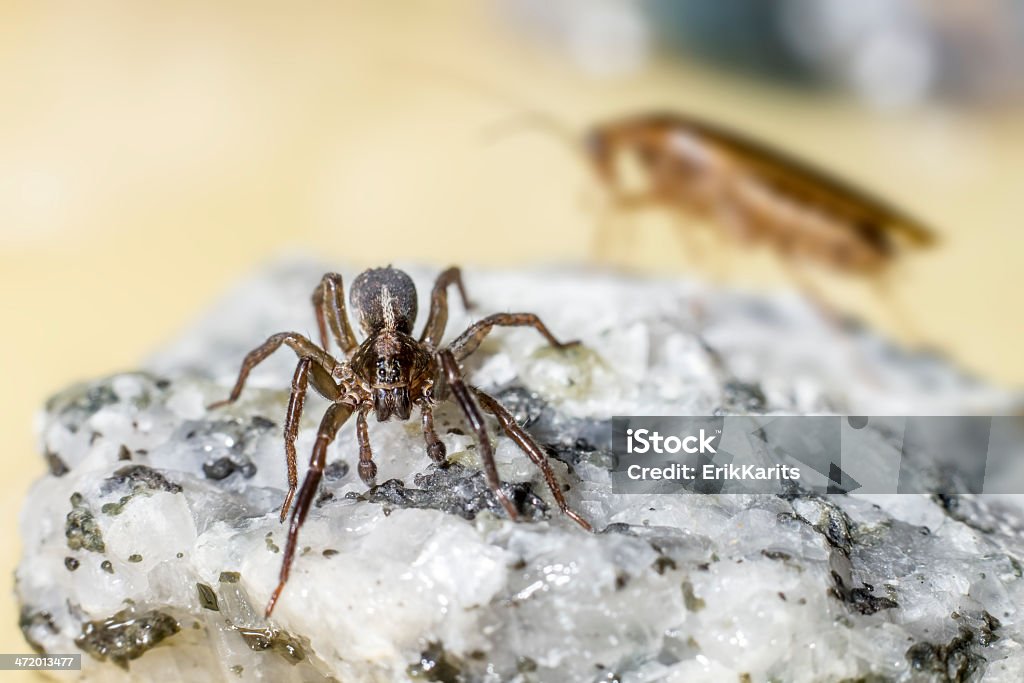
208,266 -> 592,616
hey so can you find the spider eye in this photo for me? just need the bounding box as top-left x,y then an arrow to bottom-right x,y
375,357 -> 400,383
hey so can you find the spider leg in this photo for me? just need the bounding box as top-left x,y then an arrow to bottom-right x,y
311,273 -> 359,355
207,332 -> 337,409
449,313 -> 579,362
419,266 -> 474,348
474,388 -> 592,531
439,350 -> 518,521
266,402 -> 353,618
280,358 -> 342,522
420,404 -> 446,464
355,409 -> 377,485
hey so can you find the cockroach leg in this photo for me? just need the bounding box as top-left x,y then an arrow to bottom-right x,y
874,268 -> 926,347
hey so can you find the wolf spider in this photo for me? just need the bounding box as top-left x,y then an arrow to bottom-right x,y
209,266 -> 592,616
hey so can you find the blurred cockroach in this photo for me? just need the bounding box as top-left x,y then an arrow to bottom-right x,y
482,107 -> 939,341
420,66 -> 938,337
580,112 -> 936,276
489,109 -> 936,279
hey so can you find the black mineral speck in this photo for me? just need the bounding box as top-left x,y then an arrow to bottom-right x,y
905,625 -> 991,682
492,386 -> 545,428
761,549 -> 792,562
184,417 -> 272,481
47,381 -> 118,422
323,460 -> 350,481
846,585 -> 898,615
99,464 -> 183,514
652,556 -> 677,574
251,415 -> 275,430
237,627 -> 306,665
196,583 -> 219,611
347,463 -> 548,522
265,532 -> 280,554
407,641 -> 465,682
19,608 -> 58,655
203,456 -> 257,480
45,449 -> 69,477
219,571 -> 241,584
66,493 -> 105,553
101,464 -> 182,495
682,581 -> 705,612
100,560 -> 114,574
931,493 -> 1022,536
718,380 -> 767,413
101,495 -> 133,516
75,608 -> 180,670
128,554 -> 142,563
517,656 -> 538,672
829,572 -> 898,615
65,556 -> 80,571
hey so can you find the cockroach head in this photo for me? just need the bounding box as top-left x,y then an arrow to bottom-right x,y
584,128 -> 608,161
349,267 -> 418,335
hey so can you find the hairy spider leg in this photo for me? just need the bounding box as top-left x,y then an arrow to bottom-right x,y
266,402 -> 353,618
439,349 -> 518,521
448,313 -> 579,362
280,358 -> 310,522
355,409 -> 377,485
311,273 -> 359,355
420,405 -> 446,463
208,332 -> 341,521
474,388 -> 592,531
419,266 -> 474,348
279,357 -> 343,522
207,332 -> 338,409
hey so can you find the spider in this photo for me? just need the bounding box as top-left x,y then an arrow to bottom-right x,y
208,266 -> 592,616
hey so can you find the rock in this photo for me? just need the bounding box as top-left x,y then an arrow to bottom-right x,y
16,260 -> 1024,682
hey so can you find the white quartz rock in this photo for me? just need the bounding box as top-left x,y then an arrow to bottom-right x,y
17,260 -> 1024,682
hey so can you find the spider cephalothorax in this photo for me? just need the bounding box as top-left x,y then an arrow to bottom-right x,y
209,266 -> 591,616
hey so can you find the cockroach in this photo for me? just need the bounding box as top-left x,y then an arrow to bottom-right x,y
417,65 -> 936,279
580,111 -> 936,276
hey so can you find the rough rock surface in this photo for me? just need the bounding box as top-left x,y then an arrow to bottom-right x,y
16,260 -> 1024,682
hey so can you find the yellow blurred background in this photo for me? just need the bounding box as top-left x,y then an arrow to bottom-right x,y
2,2 -> 1022,676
